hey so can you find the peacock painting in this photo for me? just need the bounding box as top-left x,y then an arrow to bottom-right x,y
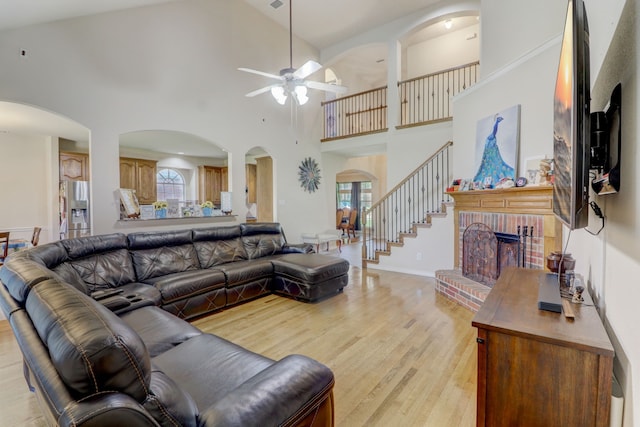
473,105 -> 520,185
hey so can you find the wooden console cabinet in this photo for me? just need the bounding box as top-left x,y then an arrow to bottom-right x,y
472,267 -> 613,427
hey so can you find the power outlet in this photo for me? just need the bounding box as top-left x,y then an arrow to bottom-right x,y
416,252 -> 422,261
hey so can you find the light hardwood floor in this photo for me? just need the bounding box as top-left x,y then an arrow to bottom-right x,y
0,243 -> 477,426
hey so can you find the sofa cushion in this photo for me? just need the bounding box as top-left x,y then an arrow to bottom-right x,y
143,370 -> 199,427
65,248 -> 137,292
198,355 -> 335,427
127,229 -> 192,250
0,258 -> 59,305
25,279 -> 151,401
193,226 -> 248,268
130,244 -> 201,281
144,269 -> 227,304
240,223 -> 286,259
151,334 -> 274,410
212,258 -> 274,288
272,253 -> 350,282
120,306 -> 202,357
61,233 -> 129,259
51,262 -> 88,293
14,241 -> 69,268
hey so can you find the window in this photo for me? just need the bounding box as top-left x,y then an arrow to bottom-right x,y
336,181 -> 372,211
337,183 -> 352,208
157,168 -> 185,201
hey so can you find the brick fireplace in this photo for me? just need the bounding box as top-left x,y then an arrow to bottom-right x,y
436,186 -> 561,312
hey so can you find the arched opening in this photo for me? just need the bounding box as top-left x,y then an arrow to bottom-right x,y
119,129 -> 228,218
0,101 -> 90,244
336,169 -> 378,235
245,146 -> 274,223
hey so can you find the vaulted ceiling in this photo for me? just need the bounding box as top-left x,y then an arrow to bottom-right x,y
1,0 -> 446,49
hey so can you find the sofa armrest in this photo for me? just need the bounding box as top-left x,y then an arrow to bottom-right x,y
59,393 -> 159,427
282,243 -> 314,254
199,354 -> 334,427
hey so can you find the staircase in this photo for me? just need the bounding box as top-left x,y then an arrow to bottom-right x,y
361,141 -> 453,267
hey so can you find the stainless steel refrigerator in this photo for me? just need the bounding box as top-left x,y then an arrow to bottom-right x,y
59,181 -> 91,239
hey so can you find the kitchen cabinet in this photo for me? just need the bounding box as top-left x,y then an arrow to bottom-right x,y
60,152 -> 89,181
119,157 -> 157,205
198,166 -> 228,206
472,267 -> 614,427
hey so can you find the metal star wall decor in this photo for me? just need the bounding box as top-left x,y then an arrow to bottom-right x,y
298,157 -> 321,193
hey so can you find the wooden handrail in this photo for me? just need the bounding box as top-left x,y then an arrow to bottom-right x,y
398,61 -> 480,86
321,85 -> 388,106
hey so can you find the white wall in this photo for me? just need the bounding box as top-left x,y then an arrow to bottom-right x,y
0,133 -> 55,244
407,23 -> 479,78
0,0 -> 332,243
480,0 -> 565,76
454,0 -> 639,424
569,1 -> 638,424
452,41 -> 560,179
373,207 -> 454,276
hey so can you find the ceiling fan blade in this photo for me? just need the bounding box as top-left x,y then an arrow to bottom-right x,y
305,80 -> 348,94
245,85 -> 278,98
293,60 -> 322,79
238,67 -> 283,81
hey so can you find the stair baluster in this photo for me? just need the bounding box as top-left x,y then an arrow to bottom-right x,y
362,141 -> 453,264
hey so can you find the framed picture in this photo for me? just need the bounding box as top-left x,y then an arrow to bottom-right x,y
138,205 -> 154,219
118,188 -> 139,218
167,199 -> 180,218
473,105 -> 520,184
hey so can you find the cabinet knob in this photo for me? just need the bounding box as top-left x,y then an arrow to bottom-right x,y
476,337 -> 485,344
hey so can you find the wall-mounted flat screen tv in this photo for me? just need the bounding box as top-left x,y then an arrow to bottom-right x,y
553,0 -> 591,230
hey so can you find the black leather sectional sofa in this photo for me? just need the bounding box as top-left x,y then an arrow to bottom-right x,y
0,223 -> 349,426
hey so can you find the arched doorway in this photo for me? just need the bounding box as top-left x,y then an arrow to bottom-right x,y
0,101 -> 90,244
336,169 -> 377,234
245,146 -> 274,223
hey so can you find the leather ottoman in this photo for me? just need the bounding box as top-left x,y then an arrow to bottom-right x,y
272,253 -> 349,302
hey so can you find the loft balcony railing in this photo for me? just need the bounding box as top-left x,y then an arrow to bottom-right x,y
398,61 -> 480,128
321,86 -> 387,142
361,141 -> 453,263
321,62 -> 480,141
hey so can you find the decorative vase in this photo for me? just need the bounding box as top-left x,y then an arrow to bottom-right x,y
546,251 -> 575,274
156,208 -> 167,219
202,207 -> 213,217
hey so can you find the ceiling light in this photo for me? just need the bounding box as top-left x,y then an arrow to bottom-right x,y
444,19 -> 453,29
294,85 -> 308,105
271,86 -> 287,105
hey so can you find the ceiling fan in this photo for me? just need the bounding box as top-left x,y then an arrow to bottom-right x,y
238,0 -> 347,105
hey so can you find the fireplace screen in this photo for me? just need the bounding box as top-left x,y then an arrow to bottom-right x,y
462,223 -> 520,287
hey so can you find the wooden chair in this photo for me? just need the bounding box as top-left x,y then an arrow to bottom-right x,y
339,208 -> 358,238
31,227 -> 42,247
336,208 -> 345,230
0,231 -> 10,266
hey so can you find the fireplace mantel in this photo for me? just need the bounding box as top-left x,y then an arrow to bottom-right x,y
448,186 -> 561,268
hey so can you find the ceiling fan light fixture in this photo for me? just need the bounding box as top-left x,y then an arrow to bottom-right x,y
294,84 -> 308,105
271,86 -> 287,105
